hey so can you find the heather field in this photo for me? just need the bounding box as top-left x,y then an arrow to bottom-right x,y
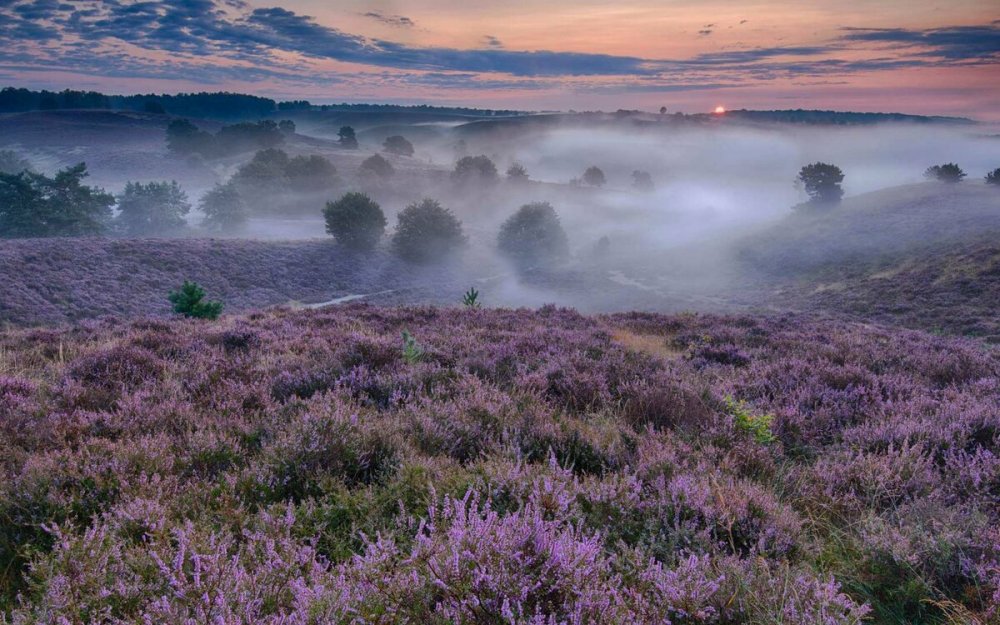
0,305 -> 997,623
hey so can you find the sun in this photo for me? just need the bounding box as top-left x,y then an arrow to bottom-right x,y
714,105 -> 726,114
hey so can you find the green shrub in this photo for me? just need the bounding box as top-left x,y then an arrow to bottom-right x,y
168,281 -> 223,319
726,397 -> 776,444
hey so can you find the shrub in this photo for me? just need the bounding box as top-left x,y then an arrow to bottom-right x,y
797,162 -> 844,205
452,155 -> 498,184
583,166 -> 607,187
987,168 -> 1000,185
382,135 -> 414,157
323,192 -> 386,250
390,198 -> 467,263
462,287 -> 481,309
116,180 -> 191,236
168,281 -> 223,319
925,163 -> 966,183
199,181 -> 247,232
497,201 -> 569,268
359,154 -> 394,179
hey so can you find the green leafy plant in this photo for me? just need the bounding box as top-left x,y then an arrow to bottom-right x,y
168,281 -> 223,319
725,397 -> 776,444
462,287 -> 481,309
401,330 -> 424,364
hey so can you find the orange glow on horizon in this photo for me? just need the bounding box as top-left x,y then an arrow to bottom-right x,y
714,105 -> 726,114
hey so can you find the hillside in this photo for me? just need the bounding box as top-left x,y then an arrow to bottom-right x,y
0,238 -> 471,326
0,305 -> 996,622
735,182 -> 1000,339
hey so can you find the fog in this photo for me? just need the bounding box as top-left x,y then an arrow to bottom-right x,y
4,110 -> 999,312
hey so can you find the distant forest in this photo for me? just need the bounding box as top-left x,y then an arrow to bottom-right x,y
0,87 -> 526,121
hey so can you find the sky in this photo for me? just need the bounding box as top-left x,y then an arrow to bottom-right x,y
1,0 -> 998,118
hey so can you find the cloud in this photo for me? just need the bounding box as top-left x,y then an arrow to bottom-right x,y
0,0 -> 996,95
840,24 -> 1000,61
362,11 -> 414,28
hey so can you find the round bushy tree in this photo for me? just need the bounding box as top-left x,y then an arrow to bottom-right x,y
116,180 -> 191,235
797,162 -> 844,205
199,182 -> 247,232
391,198 -> 467,263
324,192 -> 386,250
497,201 -> 569,268
582,166 -> 606,187
631,170 -> 654,192
286,154 -> 337,191
506,163 -> 529,183
986,168 -> 1000,185
452,155 -> 499,185
359,154 -> 395,179
925,163 -> 966,183
383,135 -> 414,157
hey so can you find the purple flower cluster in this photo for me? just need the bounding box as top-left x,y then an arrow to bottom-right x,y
0,305 -> 996,622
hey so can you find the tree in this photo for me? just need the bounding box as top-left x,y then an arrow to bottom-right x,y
452,155 -> 498,184
497,201 -> 569,269
359,154 -> 395,179
659,106 -> 667,115
631,170 -> 654,192
338,126 -> 358,149
582,166 -> 606,187
987,168 -> 1000,185
383,135 -> 414,157
168,281 -> 223,319
143,100 -> 166,114
286,154 -> 337,191
924,163 -> 966,183
278,119 -> 296,135
166,119 -> 210,155
199,182 -> 247,232
116,180 -> 191,236
323,192 -> 386,250
0,150 -> 31,174
796,162 -> 844,205
506,163 -> 529,183
0,163 -> 114,238
391,198 -> 467,263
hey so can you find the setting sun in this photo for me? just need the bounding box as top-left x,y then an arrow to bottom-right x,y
714,105 -> 726,114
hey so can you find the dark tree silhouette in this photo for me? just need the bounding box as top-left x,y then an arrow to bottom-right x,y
383,135 -> 414,157
199,182 -> 247,232
359,154 -> 395,179
0,163 -> 114,237
338,126 -> 359,149
497,202 -> 569,269
925,163 -> 966,183
116,180 -> 191,236
797,162 -> 845,205
506,163 -> 529,182
986,168 -> 1000,185
582,166 -> 606,187
278,119 -> 296,135
323,192 -> 386,250
452,155 -> 499,184
391,198 -> 467,263
631,170 -> 654,192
